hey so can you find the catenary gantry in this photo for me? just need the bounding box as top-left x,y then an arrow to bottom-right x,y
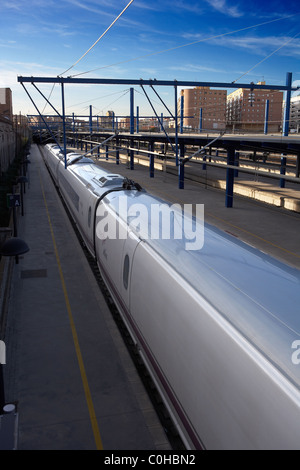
17,74 -> 300,206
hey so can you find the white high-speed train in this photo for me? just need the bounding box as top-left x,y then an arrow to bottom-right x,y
43,143 -> 300,450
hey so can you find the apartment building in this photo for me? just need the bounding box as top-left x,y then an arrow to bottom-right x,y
290,95 -> 300,132
180,87 -> 227,131
226,82 -> 283,132
0,88 -> 13,122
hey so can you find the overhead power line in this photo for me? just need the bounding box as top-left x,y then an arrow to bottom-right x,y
66,88 -> 130,109
233,30 -> 300,83
70,13 -> 299,78
60,0 -> 134,77
95,89 -> 130,116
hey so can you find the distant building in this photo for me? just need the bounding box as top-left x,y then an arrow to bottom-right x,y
290,95 -> 300,133
0,88 -> 13,122
180,87 -> 227,131
104,110 -> 115,129
226,82 -> 283,133
118,116 -> 131,130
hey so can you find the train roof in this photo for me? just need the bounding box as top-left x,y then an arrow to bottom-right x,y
104,189 -> 300,390
68,160 -> 125,194
44,147 -> 300,389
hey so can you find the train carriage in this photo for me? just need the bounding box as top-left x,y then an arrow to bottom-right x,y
43,143 -> 300,450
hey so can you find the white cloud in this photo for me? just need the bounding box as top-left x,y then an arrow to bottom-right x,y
215,34 -> 300,57
0,40 -> 17,48
204,0 -> 243,18
139,68 -> 159,75
169,63 -> 228,74
181,32 -> 300,58
131,0 -> 204,15
63,0 -> 129,18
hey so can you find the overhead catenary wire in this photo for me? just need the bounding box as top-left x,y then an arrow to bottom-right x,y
66,89 -> 131,109
232,31 -> 300,83
95,89 -> 130,116
35,11 -> 298,117
35,2 -> 135,114
42,83 -> 56,114
140,84 -> 177,154
69,13 -> 299,78
60,0 -> 135,77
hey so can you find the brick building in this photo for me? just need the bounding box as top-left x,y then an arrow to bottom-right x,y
0,88 -> 13,122
226,82 -> 283,133
180,87 -> 227,131
290,95 -> 300,132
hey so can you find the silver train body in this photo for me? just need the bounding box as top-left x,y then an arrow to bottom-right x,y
43,143 -> 300,450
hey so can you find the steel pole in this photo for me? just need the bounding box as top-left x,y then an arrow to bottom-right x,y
225,148 -> 235,207
130,88 -> 134,134
264,99 -> 269,135
136,106 -> 139,134
180,95 -> 184,134
199,108 -> 203,133
283,72 -> 292,136
61,83 -> 67,168
174,84 -> 178,167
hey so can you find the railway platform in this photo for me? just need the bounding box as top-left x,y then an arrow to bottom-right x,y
0,144 -> 172,450
1,142 -> 300,450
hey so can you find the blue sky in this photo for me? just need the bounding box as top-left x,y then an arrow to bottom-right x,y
1,0 -> 300,118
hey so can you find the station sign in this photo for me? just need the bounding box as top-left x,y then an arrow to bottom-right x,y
6,193 -> 21,208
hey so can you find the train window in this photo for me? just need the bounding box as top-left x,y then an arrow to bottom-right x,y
123,254 -> 130,290
88,206 -> 92,227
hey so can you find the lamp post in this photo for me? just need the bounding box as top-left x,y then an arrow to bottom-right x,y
22,154 -> 31,189
16,176 -> 28,216
0,236 -> 29,264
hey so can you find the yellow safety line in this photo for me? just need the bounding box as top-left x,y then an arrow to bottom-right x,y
39,170 -> 103,450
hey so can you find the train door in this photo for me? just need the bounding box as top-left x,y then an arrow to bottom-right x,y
95,200 -> 127,310
120,227 -> 140,313
84,192 -> 98,255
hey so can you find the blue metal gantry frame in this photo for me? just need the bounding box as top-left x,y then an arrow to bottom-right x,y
18,73 -> 299,205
